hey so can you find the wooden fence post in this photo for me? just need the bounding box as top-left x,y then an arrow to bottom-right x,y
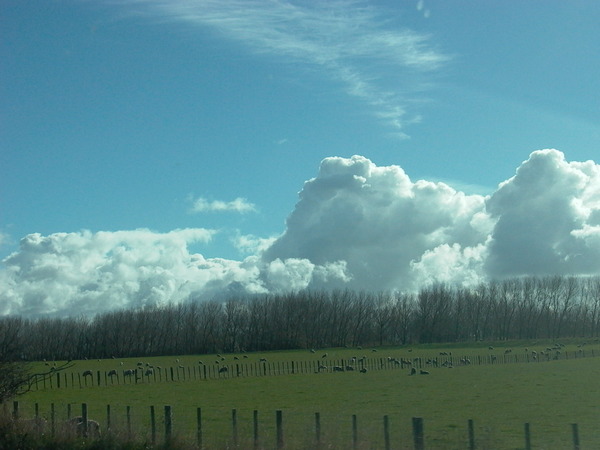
106,404 -> 111,432
67,403 -> 72,420
276,410 -> 283,449
524,423 -> 531,450
126,405 -> 132,437
412,417 -> 424,450
12,400 -> 18,420
383,415 -> 390,450
197,407 -> 202,449
82,403 -> 89,437
468,419 -> 475,450
352,414 -> 358,449
572,423 -> 580,450
253,410 -> 259,449
50,403 -> 56,437
164,405 -> 172,443
315,412 -> 321,445
232,408 -> 238,446
150,406 -> 156,444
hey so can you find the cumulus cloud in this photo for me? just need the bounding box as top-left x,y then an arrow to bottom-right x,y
2,149 -> 600,317
190,196 -> 256,213
0,228 -> 349,317
263,155 -> 492,291
485,149 -> 600,277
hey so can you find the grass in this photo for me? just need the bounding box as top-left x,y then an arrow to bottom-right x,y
15,339 -> 600,449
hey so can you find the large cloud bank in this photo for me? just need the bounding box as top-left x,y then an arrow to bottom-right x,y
2,149 -> 600,317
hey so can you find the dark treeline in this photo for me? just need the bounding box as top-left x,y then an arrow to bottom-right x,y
2,275 -> 600,361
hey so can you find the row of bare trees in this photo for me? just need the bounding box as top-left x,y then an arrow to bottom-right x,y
2,276 -> 600,362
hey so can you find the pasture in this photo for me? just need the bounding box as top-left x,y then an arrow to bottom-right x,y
16,340 -> 600,449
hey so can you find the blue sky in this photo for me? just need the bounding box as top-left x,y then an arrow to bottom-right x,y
2,1 -> 600,316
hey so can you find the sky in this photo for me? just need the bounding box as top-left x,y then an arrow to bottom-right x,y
2,0 -> 600,317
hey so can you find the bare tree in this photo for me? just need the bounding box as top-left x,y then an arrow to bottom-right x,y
0,317 -> 73,402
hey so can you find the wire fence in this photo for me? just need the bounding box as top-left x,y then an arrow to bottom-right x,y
32,347 -> 596,390
6,401 -> 588,449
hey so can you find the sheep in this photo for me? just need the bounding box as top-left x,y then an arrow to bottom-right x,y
107,369 -> 118,377
321,353 -> 328,358
419,370 -> 430,375
345,365 -> 355,371
260,358 -> 268,362
145,368 -> 154,376
333,366 -> 344,372
317,364 -> 327,372
67,416 -> 101,438
123,369 -> 135,377
219,366 -> 228,373
18,417 -> 48,433
359,368 -> 368,373
409,367 -> 417,375
82,370 -> 93,377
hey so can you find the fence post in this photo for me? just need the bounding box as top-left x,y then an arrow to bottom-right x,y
12,401 -> 18,420
253,410 -> 259,449
232,408 -> 238,446
352,414 -> 358,449
412,417 -> 424,450
150,406 -> 156,445
164,405 -> 172,443
106,404 -> 111,432
50,403 -> 55,437
197,407 -> 202,449
468,419 -> 475,450
572,423 -> 580,450
383,415 -> 390,450
315,412 -> 321,445
82,403 -> 89,437
524,423 -> 531,450
67,403 -> 72,420
126,405 -> 132,437
276,410 -> 283,449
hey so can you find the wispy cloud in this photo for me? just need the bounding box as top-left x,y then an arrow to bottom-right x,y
124,0 -> 449,135
190,196 -> 257,214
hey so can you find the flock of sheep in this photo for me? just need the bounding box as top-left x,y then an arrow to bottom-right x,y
73,341 -> 593,386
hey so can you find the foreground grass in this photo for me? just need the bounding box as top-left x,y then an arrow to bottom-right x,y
16,341 -> 600,449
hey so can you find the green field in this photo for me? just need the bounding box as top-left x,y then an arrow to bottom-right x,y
16,340 -> 600,449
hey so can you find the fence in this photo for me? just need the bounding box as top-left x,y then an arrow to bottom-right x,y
7,401 -> 585,449
31,347 -> 597,390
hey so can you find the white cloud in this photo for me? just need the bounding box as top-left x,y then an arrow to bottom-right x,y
121,0 -> 448,135
263,155 -> 492,292
0,228 -> 348,317
485,149 -> 600,277
3,150 -> 600,317
190,196 -> 257,213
